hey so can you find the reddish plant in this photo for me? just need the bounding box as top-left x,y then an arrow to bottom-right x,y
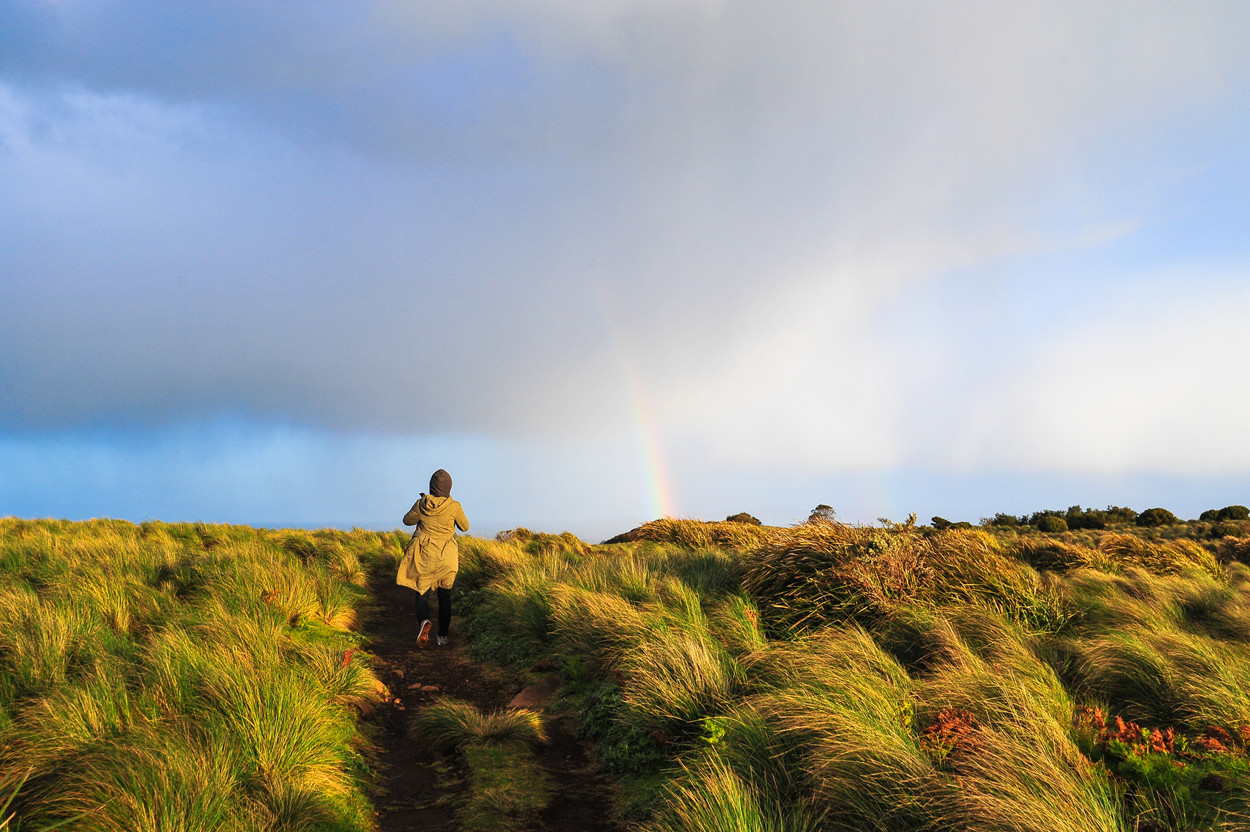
1075,707 -> 1176,757
1078,705 -> 1107,732
1193,729 -> 1230,754
922,707 -> 978,763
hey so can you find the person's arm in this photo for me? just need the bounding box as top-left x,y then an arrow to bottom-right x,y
403,499 -> 422,526
455,503 -> 470,532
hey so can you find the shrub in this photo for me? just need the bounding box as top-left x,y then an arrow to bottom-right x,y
1210,522 -> 1242,539
1136,508 -> 1179,527
1105,506 -> 1139,524
1065,506 -> 1108,530
933,517 -> 973,530
725,513 -> 762,526
1036,515 -> 1069,534
1218,505 -> 1250,522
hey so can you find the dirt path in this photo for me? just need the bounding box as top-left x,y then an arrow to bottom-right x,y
363,575 -> 623,832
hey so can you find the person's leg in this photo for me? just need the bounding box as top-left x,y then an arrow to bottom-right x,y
415,588 -> 433,623
436,586 -> 452,638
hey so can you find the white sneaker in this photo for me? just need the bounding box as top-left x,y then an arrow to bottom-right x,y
436,635 -> 448,646
417,619 -> 432,649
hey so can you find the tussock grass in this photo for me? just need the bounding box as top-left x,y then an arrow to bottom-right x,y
741,627 -> 944,830
0,518 -> 380,831
707,595 -> 767,657
1095,532 -> 1222,578
915,609 -> 1127,832
926,529 -> 1072,633
1074,627 -> 1250,730
411,698 -> 547,752
1014,536 -> 1097,572
456,513 -> 1250,830
740,522 -> 929,630
644,752 -> 820,832
44,724 -> 249,832
496,527 -> 593,556
625,518 -> 776,551
620,626 -> 738,733
550,585 -> 647,671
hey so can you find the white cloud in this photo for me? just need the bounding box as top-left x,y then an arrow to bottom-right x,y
944,269 -> 1250,473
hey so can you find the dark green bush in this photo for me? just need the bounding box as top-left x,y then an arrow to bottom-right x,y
1217,505 -> 1250,521
1065,505 -> 1108,530
1200,509 -> 1221,522
1036,515 -> 1069,534
725,513 -> 761,526
1136,508 -> 1179,527
1105,506 -> 1138,524
1209,522 -> 1242,539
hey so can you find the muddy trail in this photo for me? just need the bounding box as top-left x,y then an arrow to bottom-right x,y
362,573 -> 623,832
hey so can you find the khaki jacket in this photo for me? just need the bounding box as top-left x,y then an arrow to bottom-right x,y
396,494 -> 469,593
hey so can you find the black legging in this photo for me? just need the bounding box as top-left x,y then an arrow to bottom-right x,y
415,586 -> 452,637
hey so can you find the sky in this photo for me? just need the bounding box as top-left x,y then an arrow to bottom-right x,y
3,1 -> 1250,541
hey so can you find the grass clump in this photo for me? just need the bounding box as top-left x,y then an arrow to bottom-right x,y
643,753 -> 819,832
411,698 -> 546,752
458,744 -> 554,832
740,522 -> 929,631
411,699 -> 552,832
615,518 -> 776,550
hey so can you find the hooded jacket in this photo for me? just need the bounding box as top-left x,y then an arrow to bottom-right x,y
397,493 -> 469,593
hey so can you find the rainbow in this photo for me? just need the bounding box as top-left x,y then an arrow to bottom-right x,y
621,360 -> 677,520
594,281 -> 678,519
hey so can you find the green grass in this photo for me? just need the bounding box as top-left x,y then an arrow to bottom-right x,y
8,514 -> 1250,831
449,518 -> 1250,831
0,518 -> 383,832
410,699 -> 553,831
411,698 -> 547,752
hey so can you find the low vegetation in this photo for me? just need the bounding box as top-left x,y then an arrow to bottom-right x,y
0,518 -> 388,832
456,514 -> 1250,831
5,503 -> 1250,831
411,700 -> 552,830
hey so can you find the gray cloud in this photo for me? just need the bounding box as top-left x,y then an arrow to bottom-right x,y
3,0 -> 1250,468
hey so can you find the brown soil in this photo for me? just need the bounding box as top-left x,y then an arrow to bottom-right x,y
362,576 -> 623,832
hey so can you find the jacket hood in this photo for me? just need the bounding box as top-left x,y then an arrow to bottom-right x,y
418,493 -> 455,515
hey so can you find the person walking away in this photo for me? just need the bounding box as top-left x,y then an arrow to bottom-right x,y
397,468 -> 469,648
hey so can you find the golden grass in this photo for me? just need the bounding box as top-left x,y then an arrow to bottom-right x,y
412,698 -> 547,752
627,518 -> 777,551
0,519 -> 379,832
